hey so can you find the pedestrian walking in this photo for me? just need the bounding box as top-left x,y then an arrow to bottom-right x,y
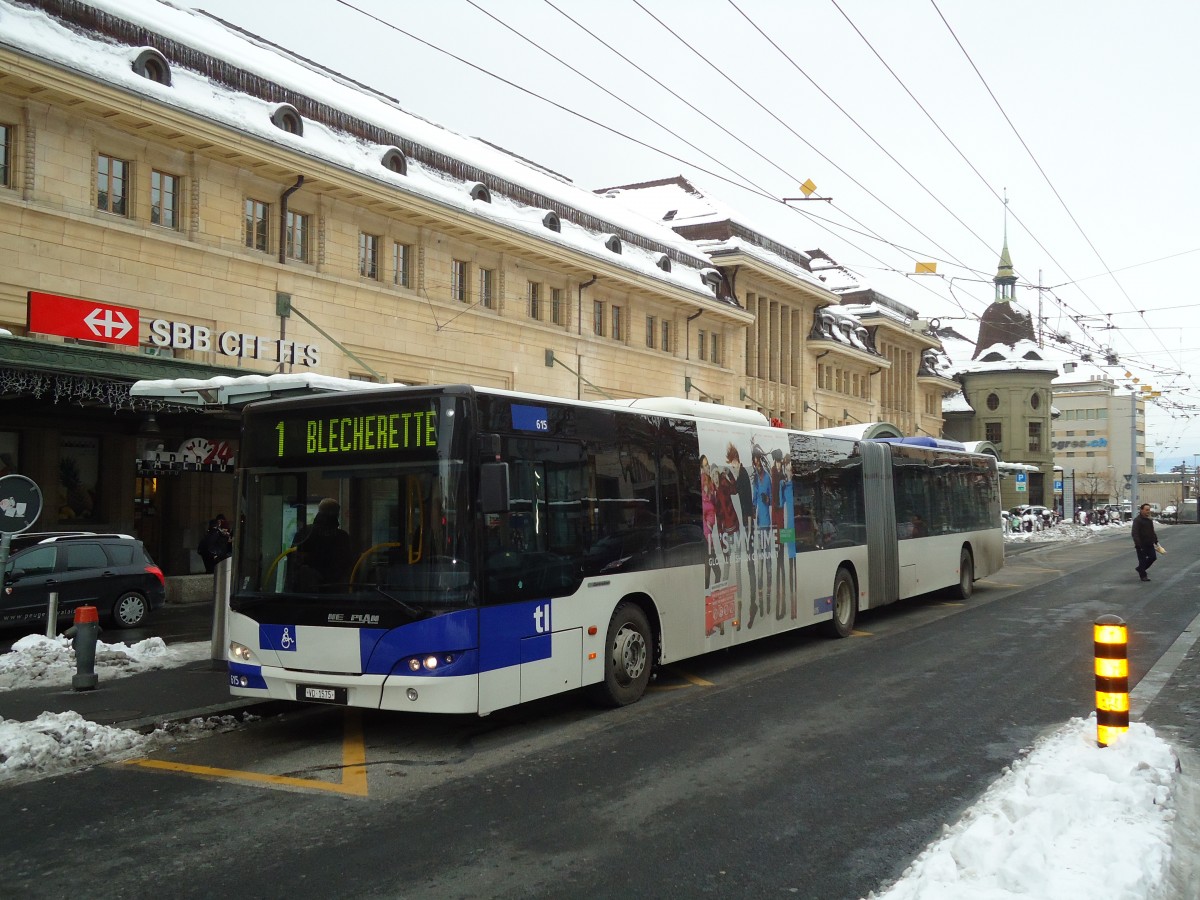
1132,503 -> 1158,581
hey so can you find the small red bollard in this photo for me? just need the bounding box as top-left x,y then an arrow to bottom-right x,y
69,605 -> 100,691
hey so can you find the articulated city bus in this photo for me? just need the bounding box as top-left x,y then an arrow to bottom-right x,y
227,385 -> 1003,714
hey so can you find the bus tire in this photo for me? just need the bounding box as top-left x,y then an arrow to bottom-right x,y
588,601 -> 653,707
826,568 -> 857,639
950,547 -> 974,600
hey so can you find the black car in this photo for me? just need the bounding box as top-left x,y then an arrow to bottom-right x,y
2,533 -> 166,629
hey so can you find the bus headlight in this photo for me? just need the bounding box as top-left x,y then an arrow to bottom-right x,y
230,642 -> 252,662
405,653 -> 457,673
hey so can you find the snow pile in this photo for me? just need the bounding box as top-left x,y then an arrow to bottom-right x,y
871,717 -> 1178,900
0,634 -> 210,690
0,710 -> 257,785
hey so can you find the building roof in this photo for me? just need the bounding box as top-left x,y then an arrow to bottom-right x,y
2,0 -> 735,304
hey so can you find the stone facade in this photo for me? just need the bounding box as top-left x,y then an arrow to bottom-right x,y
0,1 -> 953,573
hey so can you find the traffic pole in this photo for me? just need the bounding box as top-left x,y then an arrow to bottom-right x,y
69,605 -> 100,691
1093,615 -> 1129,747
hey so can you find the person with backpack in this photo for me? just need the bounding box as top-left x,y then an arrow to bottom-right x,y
198,515 -> 232,573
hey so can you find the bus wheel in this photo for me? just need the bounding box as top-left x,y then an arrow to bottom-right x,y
826,568 -> 857,639
588,602 -> 653,707
950,548 -> 974,600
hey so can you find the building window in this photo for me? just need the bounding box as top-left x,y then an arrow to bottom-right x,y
97,154 -> 129,216
698,329 -> 707,361
611,305 -> 623,341
986,392 -> 1000,411
150,170 -> 179,229
1030,392 -> 1041,410
646,316 -> 656,349
244,198 -> 269,251
1028,421 -> 1042,452
528,282 -> 541,320
359,233 -> 379,279
711,332 -> 720,366
451,259 -> 468,303
285,210 -> 309,262
392,243 -> 411,288
593,300 -> 605,336
985,422 -> 1002,444
0,124 -> 9,187
479,268 -> 495,309
662,320 -> 670,353
551,288 -> 565,326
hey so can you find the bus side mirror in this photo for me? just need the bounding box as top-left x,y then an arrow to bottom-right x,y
479,462 -> 510,513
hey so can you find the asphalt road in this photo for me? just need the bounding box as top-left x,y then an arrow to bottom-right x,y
3,526 -> 1198,899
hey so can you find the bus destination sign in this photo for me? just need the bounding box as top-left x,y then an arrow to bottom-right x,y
245,403 -> 440,467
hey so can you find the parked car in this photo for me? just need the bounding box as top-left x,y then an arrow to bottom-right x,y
2,533 -> 165,629
1161,505 -> 1178,523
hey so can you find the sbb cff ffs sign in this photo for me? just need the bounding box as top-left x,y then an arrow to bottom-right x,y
27,291 -> 139,346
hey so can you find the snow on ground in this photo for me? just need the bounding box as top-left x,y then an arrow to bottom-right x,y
0,633 -> 210,691
0,708 -> 255,786
869,718 -> 1180,900
0,634 -> 249,786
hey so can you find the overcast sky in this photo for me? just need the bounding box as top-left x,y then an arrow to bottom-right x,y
174,0 -> 1200,469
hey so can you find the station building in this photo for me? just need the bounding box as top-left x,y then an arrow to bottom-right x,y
0,0 -> 955,574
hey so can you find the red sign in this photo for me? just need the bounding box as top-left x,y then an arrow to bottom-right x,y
27,291 -> 140,346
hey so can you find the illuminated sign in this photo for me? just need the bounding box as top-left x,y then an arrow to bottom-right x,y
147,319 -> 319,367
243,402 -> 441,467
298,411 -> 437,456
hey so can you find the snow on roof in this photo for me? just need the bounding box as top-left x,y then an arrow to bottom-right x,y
130,372 -> 393,407
0,0 -> 726,300
598,178 -> 729,227
598,177 -> 834,295
942,391 -> 974,414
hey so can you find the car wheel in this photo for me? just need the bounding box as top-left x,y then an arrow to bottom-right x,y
587,601 -> 653,707
112,591 -> 149,628
825,567 -> 857,638
949,547 -> 974,600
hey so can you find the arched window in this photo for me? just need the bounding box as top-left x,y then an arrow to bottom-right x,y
270,104 -> 303,136
542,211 -> 561,233
1030,392 -> 1041,410
381,147 -> 407,175
986,393 -> 1000,411
131,48 -> 171,86
468,182 -> 491,203
655,253 -> 672,272
604,234 -> 622,254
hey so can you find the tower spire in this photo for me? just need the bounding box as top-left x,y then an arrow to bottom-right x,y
995,190 -> 1016,301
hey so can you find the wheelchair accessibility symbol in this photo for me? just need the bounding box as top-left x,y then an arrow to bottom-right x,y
260,623 -> 299,652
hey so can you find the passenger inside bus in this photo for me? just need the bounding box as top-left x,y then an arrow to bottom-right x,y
288,498 -> 356,591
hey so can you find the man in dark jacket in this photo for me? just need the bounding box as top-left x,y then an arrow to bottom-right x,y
198,517 -> 232,573
1132,503 -> 1158,581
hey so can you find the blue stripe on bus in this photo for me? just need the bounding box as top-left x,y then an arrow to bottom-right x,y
357,600 -> 554,675
228,661 -> 267,690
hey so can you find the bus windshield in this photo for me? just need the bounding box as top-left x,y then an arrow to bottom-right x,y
234,389 -> 474,622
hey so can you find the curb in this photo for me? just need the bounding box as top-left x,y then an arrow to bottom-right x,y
117,698 -> 294,734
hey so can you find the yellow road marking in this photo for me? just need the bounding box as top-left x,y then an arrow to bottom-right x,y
674,668 -> 715,687
123,709 -> 369,797
851,629 -> 872,636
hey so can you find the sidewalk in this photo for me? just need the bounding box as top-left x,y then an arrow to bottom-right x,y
0,657 -> 270,733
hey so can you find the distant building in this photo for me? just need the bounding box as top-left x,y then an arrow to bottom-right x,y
941,237 -> 1056,508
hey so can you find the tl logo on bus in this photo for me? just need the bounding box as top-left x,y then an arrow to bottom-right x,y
533,603 -> 552,633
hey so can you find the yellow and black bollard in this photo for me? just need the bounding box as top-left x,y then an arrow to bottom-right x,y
1093,615 -> 1129,747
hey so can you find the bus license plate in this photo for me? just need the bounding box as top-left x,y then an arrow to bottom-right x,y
297,685 -> 347,704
